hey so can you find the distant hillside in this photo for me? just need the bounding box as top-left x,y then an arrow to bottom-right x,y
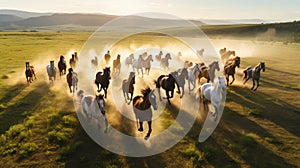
201,21 -> 300,42
0,14 -> 23,22
0,9 -> 51,18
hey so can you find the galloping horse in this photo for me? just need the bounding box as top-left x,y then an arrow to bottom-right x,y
200,76 -> 226,120
25,62 -> 36,84
91,56 -> 98,68
198,61 -> 220,83
243,62 -> 265,91
46,61 -> 57,83
197,49 -> 205,57
104,50 -> 111,64
133,87 -> 158,140
81,92 -> 108,133
112,54 -> 121,75
125,54 -> 134,70
224,56 -> 240,86
58,55 -> 67,77
122,72 -> 135,104
155,71 -> 181,104
187,63 -> 202,93
95,67 -> 111,98
69,52 -> 78,69
177,68 -> 189,98
155,50 -> 163,61
160,53 -> 172,71
142,55 -> 153,75
66,68 -> 78,94
132,55 -> 144,76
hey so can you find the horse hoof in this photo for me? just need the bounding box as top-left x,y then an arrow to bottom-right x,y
144,136 -> 150,140
138,128 -> 143,132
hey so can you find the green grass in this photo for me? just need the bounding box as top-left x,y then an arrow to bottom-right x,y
0,31 -> 299,167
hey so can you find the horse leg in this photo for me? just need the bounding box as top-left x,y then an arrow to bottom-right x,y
180,86 -> 184,98
158,88 -> 162,101
251,79 -> 255,90
145,121 -> 152,140
138,122 -> 143,132
104,87 -> 107,98
123,90 -> 127,103
230,75 -> 235,85
243,77 -> 250,85
254,80 -> 259,91
128,92 -> 133,105
69,85 -> 72,93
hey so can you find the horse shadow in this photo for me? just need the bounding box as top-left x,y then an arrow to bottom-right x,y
0,83 -> 26,105
0,82 -> 50,134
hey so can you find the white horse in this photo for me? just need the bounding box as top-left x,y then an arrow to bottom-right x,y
200,76 -> 226,120
132,55 -> 144,76
142,55 -> 153,75
160,53 -> 172,71
125,53 -> 134,70
81,93 -> 108,133
46,61 -> 57,83
187,63 -> 201,93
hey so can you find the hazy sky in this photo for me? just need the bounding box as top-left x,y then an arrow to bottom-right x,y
2,0 -> 300,20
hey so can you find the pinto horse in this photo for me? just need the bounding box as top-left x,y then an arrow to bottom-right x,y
133,87 -> 158,140
122,72 -> 135,104
25,62 -> 36,84
155,71 -> 181,104
243,62 -> 265,91
224,56 -> 240,86
58,55 -> 67,77
95,67 -> 111,98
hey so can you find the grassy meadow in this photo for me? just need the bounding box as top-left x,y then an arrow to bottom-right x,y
0,31 -> 299,168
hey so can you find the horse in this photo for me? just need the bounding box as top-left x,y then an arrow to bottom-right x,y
112,54 -> 121,75
125,53 -> 134,70
95,67 -> 111,98
177,68 -> 189,98
104,50 -> 111,64
155,71 -> 181,104
66,68 -> 78,94
187,63 -> 201,93
122,72 -> 135,104
133,87 -> 158,140
155,50 -> 163,61
224,56 -> 240,86
58,55 -> 67,78
243,62 -> 265,91
25,62 -> 36,84
200,76 -> 226,120
132,55 -> 144,76
219,48 -> 227,55
178,51 -> 182,57
46,61 -> 57,83
198,61 -> 220,83
142,55 -> 153,75
160,53 -> 172,71
221,50 -> 236,62
69,53 -> 77,69
91,56 -> 98,68
197,49 -> 205,57
81,93 -> 108,133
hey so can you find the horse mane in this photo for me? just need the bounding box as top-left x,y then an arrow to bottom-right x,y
141,87 -> 151,97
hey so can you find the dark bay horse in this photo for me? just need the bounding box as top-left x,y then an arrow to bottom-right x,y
224,56 -> 240,86
177,68 -> 188,98
155,71 -> 181,104
133,88 -> 158,140
112,54 -> 121,75
25,62 -> 36,84
58,55 -> 67,78
66,68 -> 78,94
95,67 -> 111,98
122,72 -> 135,104
243,62 -> 265,91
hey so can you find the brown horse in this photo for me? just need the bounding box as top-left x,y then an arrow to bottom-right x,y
66,68 -> 78,94
133,88 -> 158,140
198,61 -> 220,83
112,54 -> 121,75
122,72 -> 135,104
25,62 -> 36,84
224,56 -> 240,86
95,67 -> 111,98
104,50 -> 111,64
69,52 -> 78,69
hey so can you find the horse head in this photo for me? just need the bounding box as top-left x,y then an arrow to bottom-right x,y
104,67 -> 111,79
218,76 -> 226,90
60,55 -> 64,62
68,68 -> 73,74
213,61 -> 220,71
166,53 -> 172,60
260,62 -> 265,72
170,71 -> 179,80
235,57 -> 241,68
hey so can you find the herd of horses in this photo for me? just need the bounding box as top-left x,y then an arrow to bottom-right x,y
24,48 -> 265,140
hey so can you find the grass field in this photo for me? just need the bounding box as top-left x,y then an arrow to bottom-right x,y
0,31 -> 299,167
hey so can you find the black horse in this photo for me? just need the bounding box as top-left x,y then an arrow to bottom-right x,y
58,55 -> 67,78
95,67 -> 111,98
155,71 -> 181,104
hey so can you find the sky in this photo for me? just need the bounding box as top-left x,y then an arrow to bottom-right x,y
1,0 -> 300,20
